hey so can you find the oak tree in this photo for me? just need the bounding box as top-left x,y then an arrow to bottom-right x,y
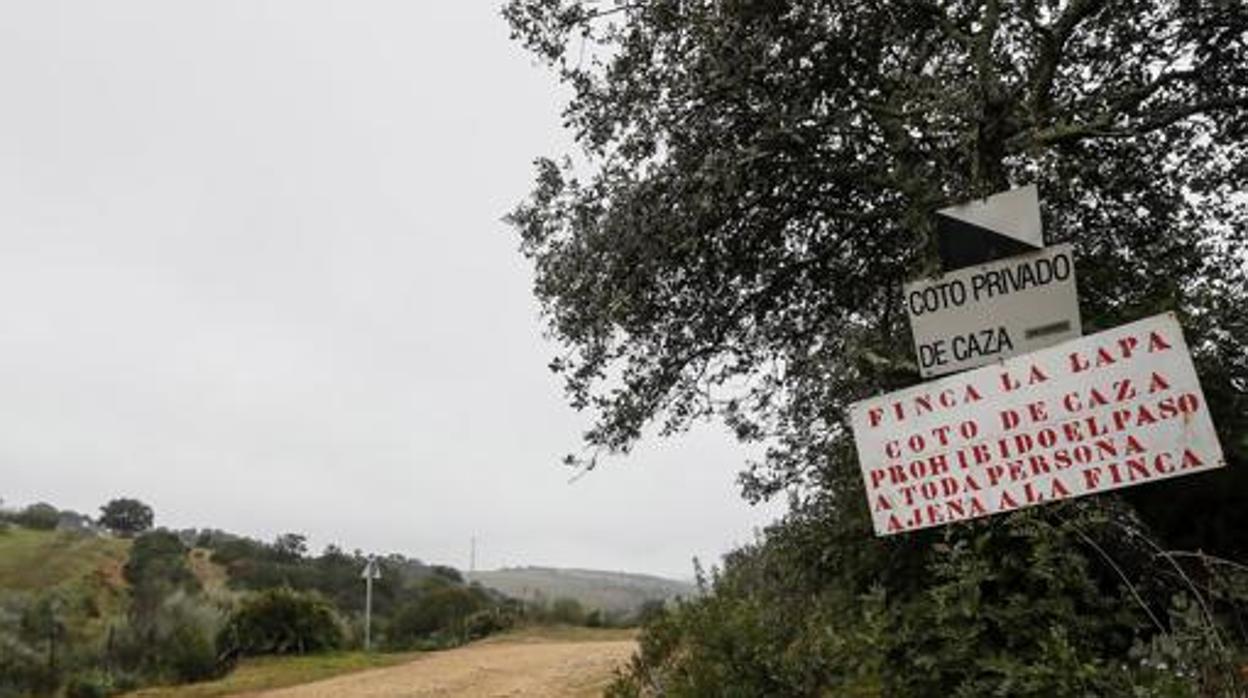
505,0 -> 1248,553
99,497 -> 154,537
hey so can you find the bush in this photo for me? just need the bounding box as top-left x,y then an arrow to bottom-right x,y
633,599 -> 666,626
13,503 -> 60,530
124,530 -> 200,623
547,597 -> 586,625
164,620 -> 222,682
224,587 -> 344,656
64,671 -> 116,698
0,628 -> 58,697
609,502 -> 1248,697
464,606 -> 519,640
386,585 -> 490,648
585,609 -> 604,628
159,593 -> 229,682
111,591 -> 229,684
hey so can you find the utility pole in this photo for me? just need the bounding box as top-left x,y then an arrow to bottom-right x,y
470,536 -> 477,576
361,556 -> 379,652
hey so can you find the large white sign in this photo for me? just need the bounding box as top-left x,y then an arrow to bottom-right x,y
850,313 -> 1224,536
905,243 -> 1082,377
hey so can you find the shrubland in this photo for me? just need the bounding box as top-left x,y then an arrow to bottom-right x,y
0,500 -> 569,697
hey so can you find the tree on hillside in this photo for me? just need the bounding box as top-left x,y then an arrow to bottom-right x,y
273,533 -> 308,561
13,503 -> 60,531
124,530 -> 201,621
99,498 -> 154,537
506,1 -> 1248,693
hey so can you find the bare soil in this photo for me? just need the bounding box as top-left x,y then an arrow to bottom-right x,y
233,635 -> 637,698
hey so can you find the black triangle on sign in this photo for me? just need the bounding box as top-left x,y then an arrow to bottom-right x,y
935,185 -> 1043,271
935,215 -> 1039,271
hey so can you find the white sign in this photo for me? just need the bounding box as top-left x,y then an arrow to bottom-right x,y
360,559 -> 381,579
850,313 -> 1224,536
905,243 -> 1081,377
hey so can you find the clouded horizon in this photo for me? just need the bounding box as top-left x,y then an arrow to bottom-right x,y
0,2 -> 783,580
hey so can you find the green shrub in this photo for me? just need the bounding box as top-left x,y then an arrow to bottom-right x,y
64,671 -> 116,698
164,620 -> 222,682
0,628 -> 59,697
158,593 -> 229,682
111,591 -> 229,684
124,531 -> 199,594
224,587 -> 344,656
13,503 -> 60,531
547,597 -> 586,625
464,606 -> 518,640
386,585 -> 485,648
610,501 -> 1247,697
124,530 -> 202,629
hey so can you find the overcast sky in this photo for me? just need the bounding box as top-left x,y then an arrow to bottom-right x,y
0,2 -> 782,579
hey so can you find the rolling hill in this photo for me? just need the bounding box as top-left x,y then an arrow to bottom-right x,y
468,566 -> 697,616
0,526 -> 128,592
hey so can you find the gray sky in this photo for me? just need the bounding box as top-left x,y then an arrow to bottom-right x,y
0,2 -> 782,579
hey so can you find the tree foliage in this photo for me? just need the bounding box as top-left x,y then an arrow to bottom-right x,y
609,499 -> 1248,696
99,498 -> 154,537
223,587 -> 345,656
504,0 -> 1247,522
386,581 -> 493,648
124,530 -> 201,623
273,533 -> 308,561
12,503 -> 61,531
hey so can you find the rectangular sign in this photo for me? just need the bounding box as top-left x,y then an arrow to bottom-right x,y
850,313 -> 1224,536
905,243 -> 1081,377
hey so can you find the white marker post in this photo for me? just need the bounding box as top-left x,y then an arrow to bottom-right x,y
361,556 -> 380,651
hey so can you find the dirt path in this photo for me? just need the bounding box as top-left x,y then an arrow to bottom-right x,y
235,637 -> 637,698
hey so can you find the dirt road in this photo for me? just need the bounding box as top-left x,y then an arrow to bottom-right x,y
236,635 -> 637,698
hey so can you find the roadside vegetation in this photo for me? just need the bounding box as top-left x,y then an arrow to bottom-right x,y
119,651 -> 422,698
0,498 -> 662,698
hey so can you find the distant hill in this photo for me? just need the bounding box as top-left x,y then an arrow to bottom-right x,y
468,566 -> 697,616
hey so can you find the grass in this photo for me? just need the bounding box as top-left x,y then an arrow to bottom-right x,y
0,526 -> 129,591
121,651 -> 424,698
0,526 -> 132,642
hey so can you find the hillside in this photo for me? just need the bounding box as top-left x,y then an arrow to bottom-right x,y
0,526 -> 128,592
0,520 -> 673,695
468,566 -> 696,616
0,526 -> 132,650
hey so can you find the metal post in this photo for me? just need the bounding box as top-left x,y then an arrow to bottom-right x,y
364,556 -> 374,652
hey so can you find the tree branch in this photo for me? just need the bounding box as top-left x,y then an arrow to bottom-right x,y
919,2 -> 972,48
1031,95 -> 1248,145
1029,0 -> 1110,121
